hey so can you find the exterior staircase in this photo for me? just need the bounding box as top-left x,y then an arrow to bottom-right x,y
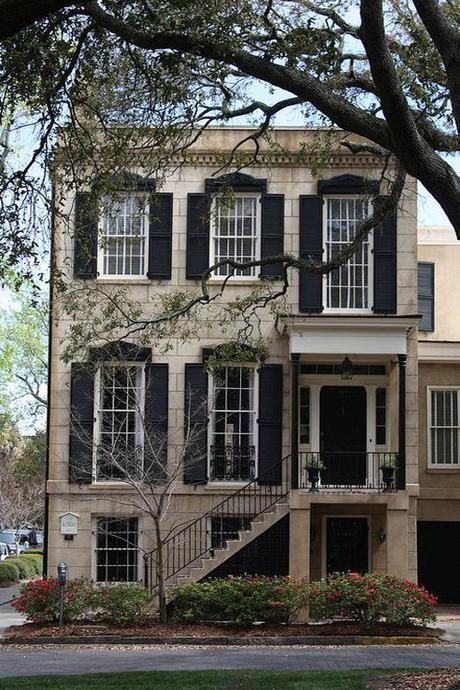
145,453 -> 291,593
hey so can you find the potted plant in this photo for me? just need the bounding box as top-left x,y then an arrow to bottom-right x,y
305,455 -> 325,493
379,454 -> 397,491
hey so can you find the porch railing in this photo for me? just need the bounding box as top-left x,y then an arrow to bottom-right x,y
298,451 -> 399,492
210,444 -> 256,482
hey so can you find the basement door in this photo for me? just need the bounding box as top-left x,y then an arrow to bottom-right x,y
325,517 -> 369,575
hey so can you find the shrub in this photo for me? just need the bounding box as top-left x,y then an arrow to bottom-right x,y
0,561 -> 20,584
307,572 -> 437,627
25,548 -> 43,555
5,557 -> 35,579
19,554 -> 42,576
12,577 -> 92,623
170,576 -> 307,626
91,584 -> 153,625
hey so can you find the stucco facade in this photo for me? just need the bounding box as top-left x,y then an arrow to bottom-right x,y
47,127 -> 429,596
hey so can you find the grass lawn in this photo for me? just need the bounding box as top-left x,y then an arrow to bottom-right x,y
0,669 -> 408,690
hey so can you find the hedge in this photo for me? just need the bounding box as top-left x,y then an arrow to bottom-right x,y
0,561 -> 20,584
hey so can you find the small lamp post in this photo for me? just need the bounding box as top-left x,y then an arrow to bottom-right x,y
57,562 -> 67,626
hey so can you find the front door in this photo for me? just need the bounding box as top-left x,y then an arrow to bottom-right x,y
320,386 -> 367,485
326,517 -> 369,574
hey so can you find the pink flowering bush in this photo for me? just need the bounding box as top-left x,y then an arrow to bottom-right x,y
11,577 -> 92,623
170,575 -> 307,625
307,572 -> 437,626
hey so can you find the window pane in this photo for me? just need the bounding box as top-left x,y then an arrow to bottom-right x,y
326,198 -> 370,310
100,195 -> 147,276
213,196 -> 258,277
431,390 -> 459,465
95,517 -> 139,582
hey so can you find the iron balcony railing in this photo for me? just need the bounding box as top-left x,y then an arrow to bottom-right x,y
145,452 -> 290,591
210,444 -> 256,482
298,451 -> 400,492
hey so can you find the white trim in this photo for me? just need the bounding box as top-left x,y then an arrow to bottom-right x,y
290,327 -> 408,356
418,341 -> 460,362
427,386 -> 460,469
97,193 -> 149,279
322,195 -> 373,315
209,192 -> 261,280
321,515 -> 372,577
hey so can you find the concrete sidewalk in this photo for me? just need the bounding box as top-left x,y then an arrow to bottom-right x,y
432,607 -> 460,644
0,584 -> 24,639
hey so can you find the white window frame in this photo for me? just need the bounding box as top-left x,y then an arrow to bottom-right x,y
322,195 -> 374,314
208,365 -> 259,482
92,515 -> 142,584
209,193 -> 261,280
92,363 -> 145,482
427,386 -> 460,468
97,193 -> 150,279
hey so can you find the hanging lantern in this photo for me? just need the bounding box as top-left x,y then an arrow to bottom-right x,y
340,355 -> 354,380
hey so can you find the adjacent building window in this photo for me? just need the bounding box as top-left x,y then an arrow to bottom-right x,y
376,387 -> 387,446
211,195 -> 260,277
95,364 -> 144,480
209,367 -> 257,480
418,262 -> 435,332
430,388 -> 459,466
98,194 -> 149,277
324,197 -> 372,311
299,387 -> 310,445
95,517 -> 139,582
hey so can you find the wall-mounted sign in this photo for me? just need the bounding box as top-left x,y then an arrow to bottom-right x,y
59,512 -> 79,536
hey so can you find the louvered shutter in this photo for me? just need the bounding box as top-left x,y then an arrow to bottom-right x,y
143,364 -> 169,481
186,194 -> 211,279
73,192 -> 98,279
260,195 -> 284,278
258,364 -> 283,484
373,196 -> 397,313
184,364 -> 209,483
299,196 -> 323,312
147,193 -> 173,279
69,363 -> 94,483
418,262 -> 434,331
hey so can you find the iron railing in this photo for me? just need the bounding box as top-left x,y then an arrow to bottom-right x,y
210,444 -> 256,482
145,452 -> 290,591
298,451 -> 399,492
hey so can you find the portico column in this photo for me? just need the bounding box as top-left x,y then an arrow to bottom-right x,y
397,354 -> 407,490
291,353 -> 300,489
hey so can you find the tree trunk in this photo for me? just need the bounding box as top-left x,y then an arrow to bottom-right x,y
154,517 -> 168,624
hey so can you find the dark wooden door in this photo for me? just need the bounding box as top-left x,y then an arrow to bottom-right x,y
326,517 -> 369,574
320,386 -> 367,485
418,521 -> 460,604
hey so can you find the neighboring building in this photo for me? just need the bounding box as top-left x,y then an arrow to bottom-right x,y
47,127 -> 425,594
417,226 -> 460,603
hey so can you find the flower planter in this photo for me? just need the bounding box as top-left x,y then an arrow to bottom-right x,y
306,467 -> 320,493
380,466 -> 395,491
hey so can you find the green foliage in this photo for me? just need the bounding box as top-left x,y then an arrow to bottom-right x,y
307,572 -> 437,627
170,576 -> 307,626
91,584 -> 153,624
206,341 -> 268,375
12,578 -> 92,623
0,561 -> 20,584
19,554 -> 43,576
5,557 -> 35,579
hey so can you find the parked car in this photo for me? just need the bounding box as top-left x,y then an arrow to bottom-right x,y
0,543 -> 11,561
0,530 -> 26,554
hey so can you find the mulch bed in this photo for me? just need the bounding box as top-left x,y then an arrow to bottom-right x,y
368,669 -> 460,689
5,620 -> 439,639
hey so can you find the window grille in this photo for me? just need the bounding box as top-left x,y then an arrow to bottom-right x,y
211,367 -> 256,450
212,196 -> 259,277
299,387 -> 310,445
99,195 -> 148,277
376,387 -> 387,446
95,517 -> 139,582
325,197 -> 371,310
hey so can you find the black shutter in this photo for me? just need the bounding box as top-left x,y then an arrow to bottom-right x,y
373,196 -> 397,314
260,195 -> 284,278
144,364 -> 169,481
258,364 -> 283,484
184,364 -> 209,483
418,262 -> 435,331
69,363 -> 94,483
186,194 -> 210,279
147,193 -> 173,279
299,196 -> 323,312
73,192 -> 98,279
